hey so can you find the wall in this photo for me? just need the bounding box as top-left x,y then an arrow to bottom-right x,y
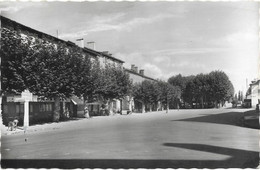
251,80 -> 260,108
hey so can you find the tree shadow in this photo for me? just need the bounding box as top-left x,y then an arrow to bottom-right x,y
173,111 -> 245,127
162,143 -> 259,168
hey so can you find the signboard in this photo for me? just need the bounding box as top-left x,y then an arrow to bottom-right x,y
7,96 -> 15,102
21,89 -> 33,101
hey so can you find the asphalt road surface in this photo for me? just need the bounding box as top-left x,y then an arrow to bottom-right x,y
1,108 -> 259,168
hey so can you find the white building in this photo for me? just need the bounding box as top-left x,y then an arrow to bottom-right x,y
250,80 -> 260,108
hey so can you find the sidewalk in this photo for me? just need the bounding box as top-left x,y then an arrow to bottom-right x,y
0,114 -> 89,136
1,112 -> 137,136
244,109 -> 259,129
1,120 -> 64,136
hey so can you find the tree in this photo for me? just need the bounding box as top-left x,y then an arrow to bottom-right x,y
132,80 -> 181,113
94,64 -> 133,114
132,80 -> 155,113
1,27 -> 92,121
189,74 -> 211,108
168,74 -> 195,105
23,39 -> 88,121
169,71 -> 234,109
155,81 -> 181,112
1,28 -> 28,94
208,70 -> 234,107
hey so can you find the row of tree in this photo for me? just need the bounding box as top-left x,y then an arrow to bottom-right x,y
132,80 -> 181,113
1,27 -> 132,121
168,72 -> 234,108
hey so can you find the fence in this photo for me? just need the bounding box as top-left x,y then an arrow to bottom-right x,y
2,101 -> 76,126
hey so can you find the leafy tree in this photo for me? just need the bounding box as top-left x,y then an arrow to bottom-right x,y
132,80 -> 154,113
208,70 -> 234,107
1,28 -> 28,94
168,74 -> 195,105
133,80 -> 181,113
1,27 -> 92,121
190,74 -> 211,108
169,71 -> 234,109
155,81 -> 181,111
94,64 -> 133,114
23,39 -> 88,121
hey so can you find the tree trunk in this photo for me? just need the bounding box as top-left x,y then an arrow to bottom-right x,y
149,104 -> 152,112
214,101 -> 218,108
83,98 -> 90,118
166,101 -> 169,113
128,98 -> 132,112
53,96 -> 60,122
60,100 -> 67,120
201,97 -> 204,109
141,102 -> 145,113
108,99 -> 113,116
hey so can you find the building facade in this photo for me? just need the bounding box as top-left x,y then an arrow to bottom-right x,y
1,16 -> 124,118
250,80 -> 260,108
122,65 -> 157,113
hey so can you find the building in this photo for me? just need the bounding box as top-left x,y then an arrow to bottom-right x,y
122,65 -> 158,113
124,64 -> 156,83
249,80 -> 260,108
1,16 -> 124,119
1,16 -> 124,69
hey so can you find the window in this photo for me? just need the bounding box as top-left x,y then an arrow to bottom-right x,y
42,104 -> 46,112
16,105 -> 20,114
20,104 -> 24,113
30,104 -> 33,113
49,104 -> 52,111
39,104 -> 43,112
3,105 -> 8,113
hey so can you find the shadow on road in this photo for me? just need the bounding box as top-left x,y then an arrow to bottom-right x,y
162,143 -> 259,168
173,111 -> 245,127
2,143 -> 259,169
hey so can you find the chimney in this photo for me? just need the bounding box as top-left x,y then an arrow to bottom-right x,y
131,64 -> 135,71
139,69 -> 144,75
87,41 -> 96,50
103,51 -> 109,55
134,66 -> 138,73
76,38 -> 84,48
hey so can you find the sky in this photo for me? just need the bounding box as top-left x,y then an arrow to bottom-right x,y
0,1 -> 259,93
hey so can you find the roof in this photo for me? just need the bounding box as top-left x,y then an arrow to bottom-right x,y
124,68 -> 157,82
1,15 -> 124,63
250,79 -> 260,86
83,47 -> 124,63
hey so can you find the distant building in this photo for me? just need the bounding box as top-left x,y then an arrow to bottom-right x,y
124,64 -> 156,83
122,65 -> 157,113
249,79 -> 260,108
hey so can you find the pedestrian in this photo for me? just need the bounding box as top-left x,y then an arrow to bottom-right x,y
84,105 -> 90,118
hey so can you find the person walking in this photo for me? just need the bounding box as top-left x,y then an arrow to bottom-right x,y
84,105 -> 90,118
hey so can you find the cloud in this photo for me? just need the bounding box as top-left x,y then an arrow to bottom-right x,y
115,13 -> 175,32
149,48 -> 227,56
0,2 -> 45,13
143,63 -> 163,80
211,30 -> 258,49
60,13 -> 175,39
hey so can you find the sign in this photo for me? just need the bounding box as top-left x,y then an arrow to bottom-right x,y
7,96 -> 15,102
21,90 -> 33,101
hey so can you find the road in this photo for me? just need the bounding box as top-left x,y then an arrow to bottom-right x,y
1,108 -> 259,168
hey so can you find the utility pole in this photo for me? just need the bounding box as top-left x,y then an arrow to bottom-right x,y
56,30 -> 59,38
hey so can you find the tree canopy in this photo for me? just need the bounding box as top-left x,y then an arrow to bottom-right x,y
132,80 -> 181,111
1,27 -> 133,118
168,71 -> 234,108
